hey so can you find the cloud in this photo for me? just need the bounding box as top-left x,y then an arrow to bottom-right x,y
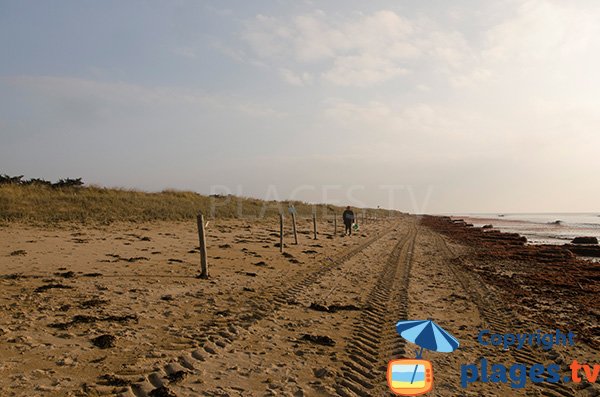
483,0 -> 600,65
449,0 -> 600,88
241,1 -> 600,92
321,54 -> 409,87
242,10 -> 430,87
242,14 -> 294,60
278,68 -> 313,86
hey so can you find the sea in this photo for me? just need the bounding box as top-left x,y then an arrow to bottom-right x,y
446,213 -> 600,245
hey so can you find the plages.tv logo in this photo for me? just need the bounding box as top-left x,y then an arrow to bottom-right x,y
387,319 -> 460,396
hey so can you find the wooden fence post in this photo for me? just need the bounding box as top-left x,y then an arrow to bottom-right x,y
279,213 -> 284,253
291,212 -> 298,245
334,214 -> 337,238
313,213 -> 318,240
197,213 -> 209,279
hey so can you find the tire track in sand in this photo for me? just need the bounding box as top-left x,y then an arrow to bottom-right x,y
333,223 -> 418,396
113,224 -> 398,397
166,222 -> 411,396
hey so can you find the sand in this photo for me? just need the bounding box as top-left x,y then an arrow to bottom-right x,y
0,215 -> 598,396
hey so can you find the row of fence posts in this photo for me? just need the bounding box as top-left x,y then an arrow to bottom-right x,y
279,211 -> 370,253
279,212 -> 319,252
197,210 -> 376,277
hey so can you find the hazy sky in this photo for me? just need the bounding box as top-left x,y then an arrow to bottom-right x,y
1,0 -> 599,213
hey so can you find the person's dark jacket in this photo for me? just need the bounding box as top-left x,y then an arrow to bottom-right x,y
342,209 -> 355,224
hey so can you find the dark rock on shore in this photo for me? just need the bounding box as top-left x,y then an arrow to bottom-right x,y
564,244 -> 600,257
571,236 -> 599,245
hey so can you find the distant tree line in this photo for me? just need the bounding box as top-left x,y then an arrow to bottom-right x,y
0,174 -> 83,188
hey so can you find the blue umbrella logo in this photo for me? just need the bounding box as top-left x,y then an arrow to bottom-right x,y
395,319 -> 460,385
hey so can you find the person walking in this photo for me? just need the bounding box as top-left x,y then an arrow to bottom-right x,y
342,206 -> 355,236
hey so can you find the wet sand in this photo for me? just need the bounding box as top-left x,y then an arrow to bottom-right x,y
0,215 -> 597,396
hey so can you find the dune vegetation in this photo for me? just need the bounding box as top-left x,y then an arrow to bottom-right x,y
0,176 -> 397,223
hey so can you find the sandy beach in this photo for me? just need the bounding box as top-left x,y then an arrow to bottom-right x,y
4,1 -> 600,396
1,215 -> 597,397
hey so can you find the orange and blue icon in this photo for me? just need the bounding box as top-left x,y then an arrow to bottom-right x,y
387,359 -> 433,396
388,319 -> 460,396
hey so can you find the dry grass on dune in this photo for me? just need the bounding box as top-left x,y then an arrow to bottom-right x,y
0,184 -> 397,223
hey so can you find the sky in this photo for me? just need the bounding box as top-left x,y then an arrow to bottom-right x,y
1,0 -> 599,214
